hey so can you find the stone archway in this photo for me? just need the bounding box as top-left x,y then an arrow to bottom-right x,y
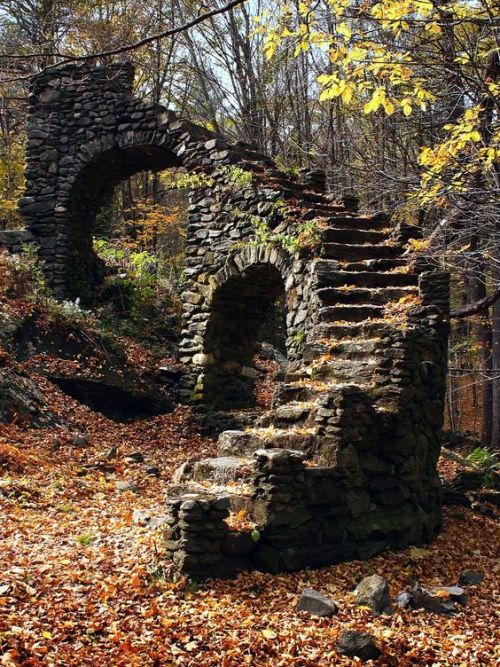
184,244 -> 306,408
62,143 -> 182,300
201,262 -> 287,408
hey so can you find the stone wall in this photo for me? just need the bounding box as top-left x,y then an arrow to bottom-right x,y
14,62 -> 450,576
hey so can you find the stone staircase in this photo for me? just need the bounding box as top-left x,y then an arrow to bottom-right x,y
170,204 -> 422,512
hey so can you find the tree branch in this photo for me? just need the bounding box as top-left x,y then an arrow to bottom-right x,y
451,287 -> 500,319
0,0 -> 247,82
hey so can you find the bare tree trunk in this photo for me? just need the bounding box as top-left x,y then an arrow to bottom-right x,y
491,264 -> 500,449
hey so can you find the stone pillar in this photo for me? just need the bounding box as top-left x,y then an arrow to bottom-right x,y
165,494 -> 230,579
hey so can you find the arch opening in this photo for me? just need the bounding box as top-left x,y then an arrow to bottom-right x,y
201,263 -> 288,409
63,144 -> 183,301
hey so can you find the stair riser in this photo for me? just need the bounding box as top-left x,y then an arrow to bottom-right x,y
323,229 -> 388,244
271,384 -> 319,407
218,433 -> 314,457
326,215 -> 389,230
321,243 -> 400,260
311,365 -> 376,382
341,259 -> 406,271
315,271 -> 418,289
314,322 -> 396,339
319,306 -> 383,323
304,342 -> 379,362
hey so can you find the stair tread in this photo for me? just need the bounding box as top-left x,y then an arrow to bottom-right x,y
317,285 -> 418,306
314,266 -> 418,288
218,426 -> 316,457
192,456 -> 255,484
319,304 -> 384,323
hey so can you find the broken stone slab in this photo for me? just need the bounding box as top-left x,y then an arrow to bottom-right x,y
336,630 -> 381,662
396,583 -> 457,614
430,586 -> 467,605
297,588 -> 338,617
354,574 -> 392,615
477,490 -> 500,507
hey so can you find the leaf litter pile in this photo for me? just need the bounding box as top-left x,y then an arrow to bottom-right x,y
1,382 -> 498,666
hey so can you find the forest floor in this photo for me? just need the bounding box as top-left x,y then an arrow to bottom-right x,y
0,377 -> 499,666
0,255 -> 499,666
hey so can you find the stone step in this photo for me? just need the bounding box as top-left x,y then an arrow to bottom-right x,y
271,382 -> 323,408
313,321 -> 397,340
304,203 -> 347,214
275,187 -> 327,205
323,228 -> 389,244
340,258 -> 407,272
257,402 -> 313,428
326,214 -> 390,231
217,428 -> 315,458
329,339 -> 380,358
317,286 -> 418,307
319,304 -> 384,323
310,358 -> 378,382
192,456 -> 254,484
165,480 -> 254,514
321,242 -> 401,260
314,266 -> 418,288
303,339 -> 381,363
287,362 -> 377,385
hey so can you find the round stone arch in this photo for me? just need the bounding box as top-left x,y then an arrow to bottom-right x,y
53,128 -> 188,301
191,245 -> 304,408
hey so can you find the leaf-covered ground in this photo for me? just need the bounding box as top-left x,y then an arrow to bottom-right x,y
0,377 -> 499,667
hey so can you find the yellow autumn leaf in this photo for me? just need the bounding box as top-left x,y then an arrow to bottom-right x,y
383,98 -> 395,115
262,628 -> 277,639
337,22 -> 352,39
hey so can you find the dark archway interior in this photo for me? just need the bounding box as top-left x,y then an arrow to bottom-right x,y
65,144 -> 182,301
203,263 -> 287,409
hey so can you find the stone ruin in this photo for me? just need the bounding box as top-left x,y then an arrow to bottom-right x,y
6,62 -> 449,576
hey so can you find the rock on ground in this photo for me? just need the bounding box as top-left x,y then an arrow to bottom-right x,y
354,574 -> 392,615
0,367 -> 59,427
297,589 -> 338,617
336,630 -> 381,661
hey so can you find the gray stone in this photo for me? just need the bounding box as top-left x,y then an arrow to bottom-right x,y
458,571 -> 484,586
297,588 -> 338,617
126,452 -> 144,463
336,630 -> 381,662
72,434 -> 89,448
355,574 -> 392,615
